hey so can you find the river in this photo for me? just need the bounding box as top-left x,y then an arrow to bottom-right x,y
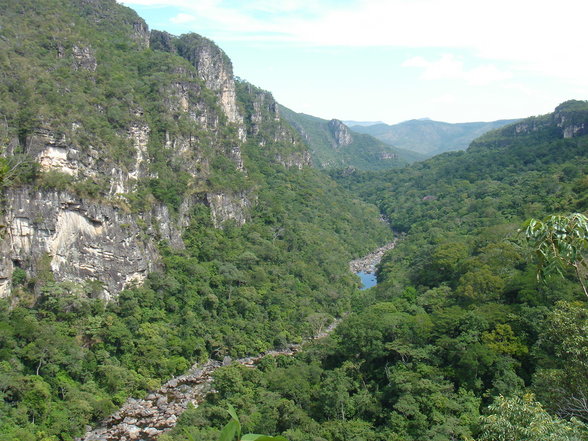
350,241 -> 396,289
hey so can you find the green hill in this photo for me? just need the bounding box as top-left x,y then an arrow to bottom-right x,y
351,117 -> 519,157
279,105 -> 424,170
163,101 -> 588,441
0,1 -> 392,439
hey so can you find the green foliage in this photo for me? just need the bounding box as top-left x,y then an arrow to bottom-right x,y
478,394 -> 587,441
278,104 -> 422,170
524,213 -> 588,297
2,0 -> 587,440
217,405 -> 289,441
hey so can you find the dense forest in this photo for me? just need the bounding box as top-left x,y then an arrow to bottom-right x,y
161,102 -> 588,441
0,1 -> 393,439
0,1 -> 587,441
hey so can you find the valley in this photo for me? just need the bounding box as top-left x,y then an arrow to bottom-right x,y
0,1 -> 587,441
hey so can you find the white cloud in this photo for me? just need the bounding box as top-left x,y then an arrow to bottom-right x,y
119,0 -> 588,86
403,54 -> 512,86
170,12 -> 195,24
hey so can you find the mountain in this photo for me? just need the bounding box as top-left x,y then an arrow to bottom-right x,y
351,118 -> 519,157
280,106 -> 425,170
0,1 -> 393,438
342,120 -> 385,127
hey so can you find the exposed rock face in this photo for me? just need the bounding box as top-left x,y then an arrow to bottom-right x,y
131,20 -> 150,49
554,105 -> 588,138
510,101 -> 588,139
151,31 -> 245,137
379,152 -> 398,160
239,82 -> 312,169
207,191 -> 253,228
71,44 -> 97,71
0,188 -> 161,300
0,20 -> 315,301
328,119 -> 353,148
276,150 -> 312,170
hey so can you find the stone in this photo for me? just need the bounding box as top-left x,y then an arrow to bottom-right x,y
328,119 -> 353,148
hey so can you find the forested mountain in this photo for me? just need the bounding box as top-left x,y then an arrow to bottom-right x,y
160,101 -> 588,441
279,105 -> 424,170
351,117 -> 519,157
0,0 -> 392,439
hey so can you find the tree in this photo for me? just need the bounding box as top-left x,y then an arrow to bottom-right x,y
478,394 -> 587,441
523,213 -> 588,298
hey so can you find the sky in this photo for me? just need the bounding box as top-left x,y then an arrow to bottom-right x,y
119,0 -> 588,124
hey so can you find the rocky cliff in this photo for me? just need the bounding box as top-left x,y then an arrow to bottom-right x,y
0,188 -> 162,299
475,100 -> 588,143
0,0 -> 311,300
328,119 -> 353,148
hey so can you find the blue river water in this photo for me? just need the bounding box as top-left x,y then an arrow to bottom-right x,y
357,271 -> 377,290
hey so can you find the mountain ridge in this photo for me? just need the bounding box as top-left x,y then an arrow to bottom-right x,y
351,117 -> 520,157
279,105 -> 425,170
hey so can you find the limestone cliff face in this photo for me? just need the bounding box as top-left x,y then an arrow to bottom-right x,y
206,191 -> 255,228
328,119 -> 353,148
151,31 -> 245,141
553,103 -> 588,139
177,36 -> 242,127
508,101 -> 588,139
0,3 -> 314,300
0,188 -> 161,300
237,81 -> 312,169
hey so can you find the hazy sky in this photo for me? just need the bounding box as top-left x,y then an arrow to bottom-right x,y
120,0 -> 588,124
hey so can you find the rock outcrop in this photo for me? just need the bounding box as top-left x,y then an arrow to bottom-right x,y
349,241 -> 397,274
0,188 -> 161,300
0,0 -> 314,301
328,119 -> 353,148
78,319 -> 340,441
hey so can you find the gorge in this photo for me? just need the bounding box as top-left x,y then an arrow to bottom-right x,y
0,1 -> 587,441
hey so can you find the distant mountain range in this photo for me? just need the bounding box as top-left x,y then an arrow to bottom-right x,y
342,120 -> 386,127
349,118 -> 520,157
279,106 -> 424,170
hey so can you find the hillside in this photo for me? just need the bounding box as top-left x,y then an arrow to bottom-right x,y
279,105 -> 424,170
0,1 -> 393,439
351,117 -> 519,157
156,100 -> 588,441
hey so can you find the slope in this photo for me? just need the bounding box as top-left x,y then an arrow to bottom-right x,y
351,117 -> 519,157
279,105 -> 424,170
161,101 -> 588,441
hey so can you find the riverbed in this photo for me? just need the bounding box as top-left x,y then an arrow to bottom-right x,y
350,241 -> 396,289
79,242 -> 396,440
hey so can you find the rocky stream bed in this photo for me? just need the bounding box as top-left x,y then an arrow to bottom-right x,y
349,240 -> 397,274
79,241 -> 396,441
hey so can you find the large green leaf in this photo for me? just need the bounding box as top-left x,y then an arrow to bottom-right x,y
241,435 -> 289,441
219,419 -> 239,441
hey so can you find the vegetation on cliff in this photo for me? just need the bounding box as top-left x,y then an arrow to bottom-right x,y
0,0 -> 392,439
279,105 -> 424,170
